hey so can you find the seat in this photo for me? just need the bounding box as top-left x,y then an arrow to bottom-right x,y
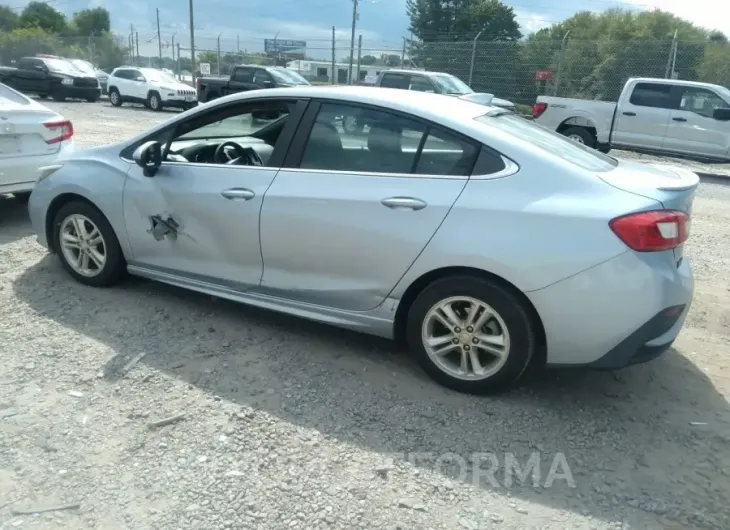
301,120 -> 345,170
366,123 -> 412,173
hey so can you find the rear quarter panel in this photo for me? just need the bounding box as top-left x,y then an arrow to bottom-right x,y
388,147 -> 662,299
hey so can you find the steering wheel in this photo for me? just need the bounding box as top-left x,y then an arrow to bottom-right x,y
214,141 -> 248,164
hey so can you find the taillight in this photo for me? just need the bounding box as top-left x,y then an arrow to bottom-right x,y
532,102 -> 548,119
44,120 -> 73,144
609,210 -> 689,252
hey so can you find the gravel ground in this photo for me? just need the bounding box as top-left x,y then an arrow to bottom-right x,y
1,100 -> 730,529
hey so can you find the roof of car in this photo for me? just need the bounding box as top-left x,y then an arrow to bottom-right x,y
219,85 -> 494,121
379,69 -> 449,77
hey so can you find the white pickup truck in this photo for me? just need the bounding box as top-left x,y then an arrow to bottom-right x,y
532,77 -> 730,162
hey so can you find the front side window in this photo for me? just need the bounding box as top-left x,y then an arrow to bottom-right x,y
162,100 -> 295,167
298,103 -> 478,176
477,111 -> 618,172
253,70 -> 273,86
629,83 -> 674,109
409,76 -> 436,93
679,87 -> 729,118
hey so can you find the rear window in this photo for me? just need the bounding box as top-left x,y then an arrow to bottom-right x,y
0,83 -> 30,105
476,112 -> 618,172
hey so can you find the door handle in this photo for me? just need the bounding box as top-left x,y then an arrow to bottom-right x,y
672,117 -> 687,122
381,197 -> 427,211
221,188 -> 255,200
622,112 -> 636,116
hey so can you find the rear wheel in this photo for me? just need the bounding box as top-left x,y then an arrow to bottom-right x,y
52,93 -> 66,102
561,126 -> 596,148
52,201 -> 126,287
38,94 -> 48,99
109,88 -> 122,107
406,275 -> 536,395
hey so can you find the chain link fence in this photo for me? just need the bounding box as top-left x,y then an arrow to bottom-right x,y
1,31 -> 728,105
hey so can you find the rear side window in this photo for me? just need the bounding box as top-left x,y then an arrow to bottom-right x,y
113,69 -> 130,79
477,113 -> 618,172
233,67 -> 253,82
629,83 -> 674,109
380,73 -> 409,89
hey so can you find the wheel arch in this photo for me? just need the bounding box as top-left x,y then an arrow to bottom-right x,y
45,193 -> 116,255
556,116 -> 598,140
392,266 -> 547,366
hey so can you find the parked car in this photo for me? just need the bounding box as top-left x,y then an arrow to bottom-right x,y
69,59 -> 109,94
27,86 -> 697,395
0,82 -> 74,200
107,67 -> 197,111
533,77 -> 730,161
337,69 -> 517,134
196,65 -> 311,103
0,56 -> 101,102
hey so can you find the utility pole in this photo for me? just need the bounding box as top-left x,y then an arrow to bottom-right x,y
348,0 -> 358,84
130,24 -> 135,62
171,32 -> 177,65
177,43 -> 181,79
217,32 -> 222,75
156,8 -> 162,68
356,34 -> 362,85
331,26 -> 336,85
189,0 -> 196,85
135,32 -> 139,61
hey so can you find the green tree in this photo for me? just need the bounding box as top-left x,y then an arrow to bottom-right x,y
360,54 -> 377,65
19,1 -> 67,34
380,53 -> 400,67
0,5 -> 19,32
72,7 -> 110,36
406,0 -> 521,42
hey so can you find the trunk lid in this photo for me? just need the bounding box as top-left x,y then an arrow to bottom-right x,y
599,159 -> 699,261
457,92 -> 515,109
0,91 -> 64,158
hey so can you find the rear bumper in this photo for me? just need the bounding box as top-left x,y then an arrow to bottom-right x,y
528,250 -> 693,367
0,141 -> 74,195
55,86 -> 101,99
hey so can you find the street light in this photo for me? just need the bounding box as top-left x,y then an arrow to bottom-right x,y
189,0 -> 196,85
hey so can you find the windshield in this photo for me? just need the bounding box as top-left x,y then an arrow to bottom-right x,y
270,69 -> 309,85
717,86 -> 730,104
431,74 -> 473,95
44,59 -> 83,75
70,60 -> 95,74
141,69 -> 179,85
477,112 -> 618,171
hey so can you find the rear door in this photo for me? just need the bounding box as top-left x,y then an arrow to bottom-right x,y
662,85 -> 730,159
611,82 -> 676,150
111,69 -> 131,96
258,100 -> 480,311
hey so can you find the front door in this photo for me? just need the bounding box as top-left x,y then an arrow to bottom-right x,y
258,101 -> 479,311
122,97 -> 305,289
662,85 -> 730,159
14,59 -> 48,93
612,81 -> 674,150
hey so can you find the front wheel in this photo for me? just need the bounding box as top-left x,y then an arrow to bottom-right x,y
52,201 -> 127,287
109,88 -> 123,106
406,276 -> 537,395
148,92 -> 162,111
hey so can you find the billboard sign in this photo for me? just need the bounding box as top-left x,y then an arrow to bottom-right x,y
264,39 -> 306,53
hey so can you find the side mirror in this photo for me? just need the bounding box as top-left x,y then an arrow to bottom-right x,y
712,107 -> 730,121
133,140 -> 162,177
136,76 -> 145,82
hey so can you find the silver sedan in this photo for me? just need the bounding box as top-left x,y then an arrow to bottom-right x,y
28,86 -> 697,394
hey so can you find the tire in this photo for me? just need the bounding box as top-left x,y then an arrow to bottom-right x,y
597,145 -> 611,154
52,201 -> 126,287
52,93 -> 66,102
406,275 -> 536,395
38,94 -> 48,99
86,96 -> 99,103
148,91 -> 163,111
561,126 -> 596,148
109,88 -> 122,107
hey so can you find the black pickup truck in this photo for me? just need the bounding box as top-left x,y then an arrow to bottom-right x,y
196,65 -> 310,103
0,56 -> 101,102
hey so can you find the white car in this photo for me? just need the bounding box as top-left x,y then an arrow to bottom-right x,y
0,82 -> 74,200
107,67 -> 198,112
